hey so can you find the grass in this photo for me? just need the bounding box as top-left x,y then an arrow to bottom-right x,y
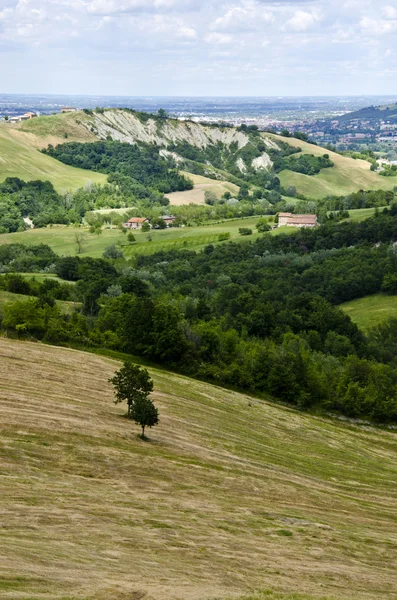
18,111 -> 95,146
0,290 -> 79,315
1,338 -> 397,599
0,122 -> 106,191
265,134 -> 396,199
340,293 -> 397,331
0,218 -> 277,258
327,208 -> 377,223
166,172 -> 240,206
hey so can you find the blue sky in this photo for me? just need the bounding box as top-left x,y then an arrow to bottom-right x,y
1,0 -> 397,96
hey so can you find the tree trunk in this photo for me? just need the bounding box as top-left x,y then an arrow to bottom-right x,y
141,425 -> 145,439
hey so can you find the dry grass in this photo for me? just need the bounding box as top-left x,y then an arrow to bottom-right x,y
1,339 -> 397,600
166,172 -> 240,206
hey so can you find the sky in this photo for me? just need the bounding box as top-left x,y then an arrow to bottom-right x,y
1,0 -> 397,96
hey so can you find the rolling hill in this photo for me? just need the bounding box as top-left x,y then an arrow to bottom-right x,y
269,134 -> 395,198
4,109 -> 393,200
1,338 -> 397,600
0,123 -> 107,191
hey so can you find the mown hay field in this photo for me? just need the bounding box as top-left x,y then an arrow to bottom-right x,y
1,339 -> 397,600
166,172 -> 240,206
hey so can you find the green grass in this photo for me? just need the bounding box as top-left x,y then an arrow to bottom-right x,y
340,293 -> 397,331
327,208 -> 377,223
265,134 -> 396,199
0,218 -> 276,258
0,290 -> 79,314
19,111 -> 95,141
0,123 -> 106,191
17,272 -> 66,283
1,338 -> 397,599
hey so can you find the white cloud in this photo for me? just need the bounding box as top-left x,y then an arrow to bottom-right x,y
1,0 -> 397,95
284,9 -> 319,32
205,32 -> 233,45
212,3 -> 274,33
360,15 -> 397,35
84,0 -> 200,15
382,5 -> 397,20
177,26 -> 197,38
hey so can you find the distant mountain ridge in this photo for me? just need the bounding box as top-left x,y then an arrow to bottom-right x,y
337,103 -> 397,122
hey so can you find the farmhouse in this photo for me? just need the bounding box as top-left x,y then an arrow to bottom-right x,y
8,112 -> 37,123
278,212 -> 318,228
123,217 -> 149,230
160,215 -> 176,226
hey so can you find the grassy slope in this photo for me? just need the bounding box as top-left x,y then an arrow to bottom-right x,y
18,111 -> 96,146
0,123 -> 106,191
1,339 -> 397,600
166,172 -> 240,206
0,290 -> 78,314
265,134 -> 396,199
0,218 -> 278,258
340,293 -> 397,331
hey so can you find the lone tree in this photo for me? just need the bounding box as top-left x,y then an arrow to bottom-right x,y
75,232 -> 87,254
131,395 -> 159,439
109,362 -> 159,438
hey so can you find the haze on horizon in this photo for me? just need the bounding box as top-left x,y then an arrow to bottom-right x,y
1,0 -> 397,97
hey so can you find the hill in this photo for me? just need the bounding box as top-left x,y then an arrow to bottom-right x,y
8,109 -> 394,200
268,134 -> 395,198
337,103 -> 397,123
0,123 -> 107,191
1,338 -> 397,600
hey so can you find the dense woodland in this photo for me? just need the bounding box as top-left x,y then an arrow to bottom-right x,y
44,140 -> 193,194
3,210 -> 397,422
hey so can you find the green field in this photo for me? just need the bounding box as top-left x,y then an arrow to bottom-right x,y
0,124 -> 106,191
340,293 -> 397,331
0,218 -> 279,258
0,290 -> 78,314
327,208 -> 377,223
1,338 -> 397,599
341,208 -> 377,222
266,134 -> 396,199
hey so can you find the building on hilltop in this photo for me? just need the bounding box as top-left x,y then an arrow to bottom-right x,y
123,217 -> 150,230
278,212 -> 318,228
61,107 -> 78,113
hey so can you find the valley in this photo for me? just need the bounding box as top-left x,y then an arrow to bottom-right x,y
2,106 -> 397,600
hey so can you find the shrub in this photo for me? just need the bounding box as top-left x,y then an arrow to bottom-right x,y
239,227 -> 253,236
218,232 -> 231,242
103,244 -> 124,260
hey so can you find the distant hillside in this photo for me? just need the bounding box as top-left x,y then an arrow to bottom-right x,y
0,123 -> 106,191
2,108 -> 396,199
271,134 -> 395,198
337,103 -> 397,122
2,338 -> 397,600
